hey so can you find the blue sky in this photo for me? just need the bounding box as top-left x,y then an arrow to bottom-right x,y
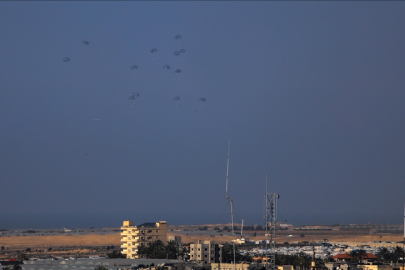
1,1 -> 405,229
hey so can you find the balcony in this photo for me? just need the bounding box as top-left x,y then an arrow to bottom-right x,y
121,244 -> 127,249
121,237 -> 127,242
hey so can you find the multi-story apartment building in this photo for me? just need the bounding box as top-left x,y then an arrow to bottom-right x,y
121,220 -> 168,259
190,240 -> 222,266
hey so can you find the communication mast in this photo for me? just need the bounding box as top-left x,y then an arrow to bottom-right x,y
225,140 -> 236,269
264,172 -> 279,270
403,199 -> 404,270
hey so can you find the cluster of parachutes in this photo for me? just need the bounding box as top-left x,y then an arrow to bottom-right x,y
128,92 -> 140,100
63,37 -> 207,107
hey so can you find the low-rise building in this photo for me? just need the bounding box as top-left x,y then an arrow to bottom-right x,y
190,240 -> 221,265
121,220 -> 168,259
211,263 -> 249,270
331,253 -> 378,263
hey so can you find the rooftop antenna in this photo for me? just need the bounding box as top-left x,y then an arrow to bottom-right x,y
225,140 -> 236,269
264,172 -> 279,270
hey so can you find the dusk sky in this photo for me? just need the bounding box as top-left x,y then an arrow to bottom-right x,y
1,2 -> 405,229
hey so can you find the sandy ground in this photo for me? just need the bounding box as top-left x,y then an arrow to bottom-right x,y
0,234 -> 121,248
1,233 -> 403,249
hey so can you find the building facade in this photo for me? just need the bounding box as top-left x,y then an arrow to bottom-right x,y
121,220 -> 168,259
211,263 -> 249,270
190,240 -> 221,266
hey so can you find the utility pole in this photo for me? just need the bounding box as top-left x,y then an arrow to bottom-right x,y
225,140 -> 236,270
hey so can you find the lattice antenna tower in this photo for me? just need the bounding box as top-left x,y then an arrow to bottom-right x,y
403,198 -> 405,270
225,140 -> 236,269
264,172 -> 279,270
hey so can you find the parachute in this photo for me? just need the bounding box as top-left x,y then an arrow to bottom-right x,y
175,69 -> 182,73
130,65 -> 138,69
82,41 -> 89,45
173,51 -> 181,56
199,98 -> 207,102
179,49 -> 186,53
128,96 -> 135,100
133,93 -> 140,97
63,57 -> 70,62
150,48 -> 157,53
163,65 -> 171,69
175,35 -> 182,39
173,96 -> 180,101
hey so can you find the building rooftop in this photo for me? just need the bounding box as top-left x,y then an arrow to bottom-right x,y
138,222 -> 157,227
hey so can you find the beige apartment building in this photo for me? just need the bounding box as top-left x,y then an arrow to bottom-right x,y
211,263 -> 250,270
190,240 -> 222,266
121,220 -> 168,259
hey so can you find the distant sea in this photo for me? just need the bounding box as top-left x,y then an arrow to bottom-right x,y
0,211 -> 400,230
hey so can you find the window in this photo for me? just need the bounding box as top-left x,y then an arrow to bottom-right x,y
205,255 -> 207,257
205,248 -> 207,251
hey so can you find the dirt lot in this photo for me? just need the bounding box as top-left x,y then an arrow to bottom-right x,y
0,234 -> 121,248
0,224 -> 403,249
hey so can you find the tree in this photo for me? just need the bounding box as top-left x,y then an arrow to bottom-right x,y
349,250 -> 358,262
138,240 -> 166,259
393,246 -> 404,264
357,249 -> 367,263
150,240 -> 166,259
241,253 -> 253,263
3,266 -> 22,270
165,240 -> 179,259
106,250 -> 125,258
377,247 -> 391,262
221,243 -> 245,263
16,251 -> 28,261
